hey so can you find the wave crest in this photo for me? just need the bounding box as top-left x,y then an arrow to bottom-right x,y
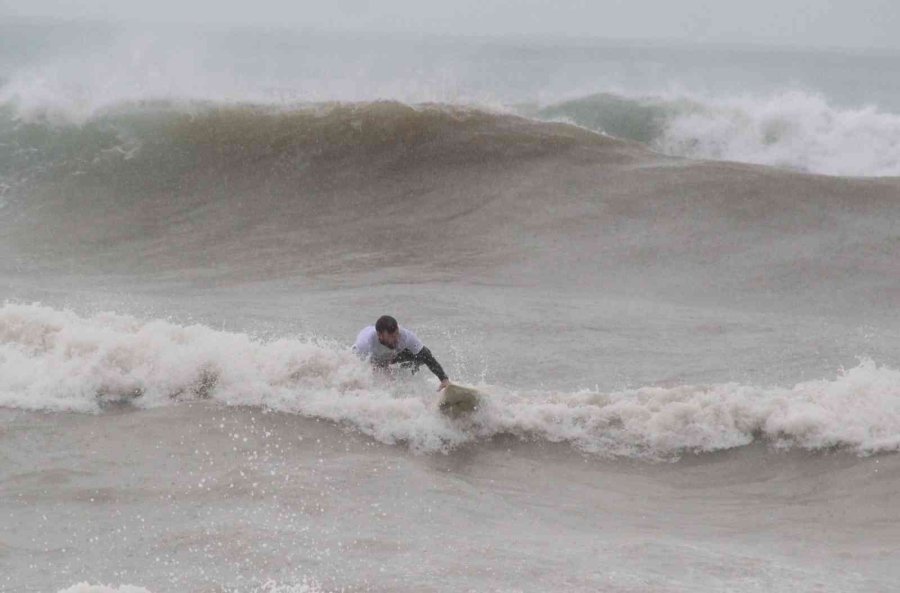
539,91 -> 900,177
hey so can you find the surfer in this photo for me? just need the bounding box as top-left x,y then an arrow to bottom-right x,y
353,315 -> 451,391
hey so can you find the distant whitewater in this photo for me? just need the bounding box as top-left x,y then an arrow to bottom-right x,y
534,91 -> 900,177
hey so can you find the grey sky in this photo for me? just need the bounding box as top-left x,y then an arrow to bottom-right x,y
2,0 -> 899,50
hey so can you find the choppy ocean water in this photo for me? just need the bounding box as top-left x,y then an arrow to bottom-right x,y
2,21 -> 900,593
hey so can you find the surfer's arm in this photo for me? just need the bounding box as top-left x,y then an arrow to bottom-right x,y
412,346 -> 449,383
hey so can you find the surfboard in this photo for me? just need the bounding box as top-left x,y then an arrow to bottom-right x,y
439,384 -> 482,418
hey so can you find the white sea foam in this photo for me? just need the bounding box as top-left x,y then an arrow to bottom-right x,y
0,303 -> 470,451
0,302 -> 375,412
499,360 -> 900,456
4,303 -> 900,458
656,90 -> 900,177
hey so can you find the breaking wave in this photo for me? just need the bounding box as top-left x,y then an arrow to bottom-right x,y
4,61 -> 900,180
537,90 -> 900,177
4,303 -> 900,459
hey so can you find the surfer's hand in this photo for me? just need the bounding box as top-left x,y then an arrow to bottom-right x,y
438,379 -> 450,391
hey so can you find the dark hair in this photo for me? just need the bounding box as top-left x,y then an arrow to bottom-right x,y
375,315 -> 399,334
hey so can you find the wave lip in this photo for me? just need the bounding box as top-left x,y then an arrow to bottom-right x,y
4,303 -> 900,459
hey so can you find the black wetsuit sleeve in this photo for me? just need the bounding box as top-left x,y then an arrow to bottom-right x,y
413,347 -> 448,381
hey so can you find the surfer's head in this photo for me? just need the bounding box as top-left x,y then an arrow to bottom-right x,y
375,315 -> 400,348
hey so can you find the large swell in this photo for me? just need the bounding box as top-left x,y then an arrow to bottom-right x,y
2,99 -> 899,323
4,302 -> 900,459
4,88 -> 900,179
3,24 -> 900,178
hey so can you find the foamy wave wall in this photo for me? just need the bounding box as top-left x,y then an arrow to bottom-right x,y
656,90 -> 900,177
0,303 -> 373,412
4,303 -> 900,458
0,303 -> 473,451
